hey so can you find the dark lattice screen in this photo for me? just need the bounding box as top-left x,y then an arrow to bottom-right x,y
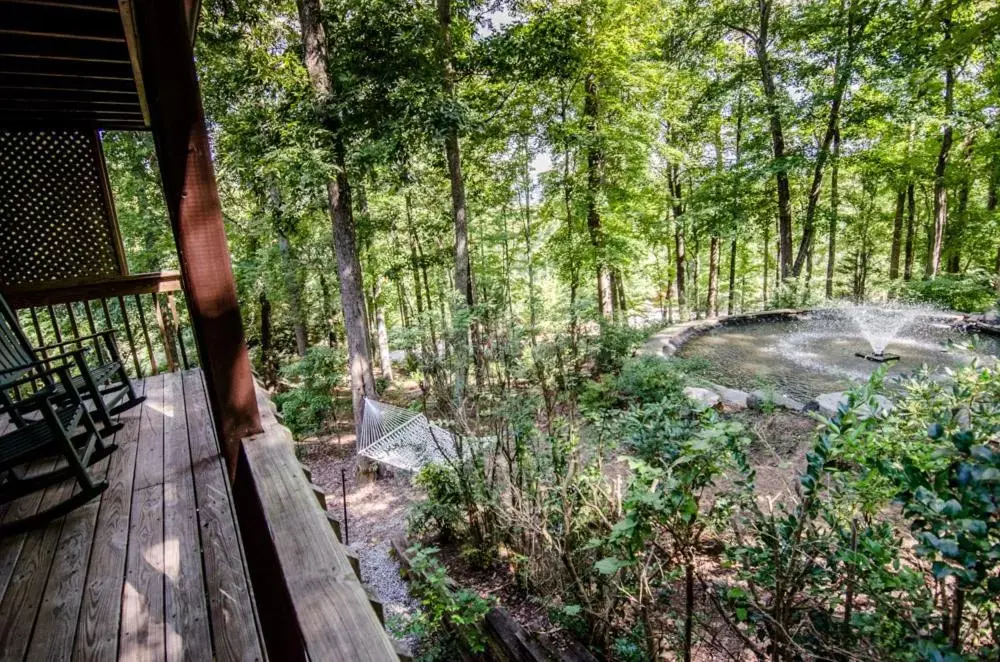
0,130 -> 127,288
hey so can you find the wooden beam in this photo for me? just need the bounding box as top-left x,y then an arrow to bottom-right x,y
0,0 -> 118,12
0,34 -> 130,61
0,53 -> 134,77
132,0 -> 261,462
2,271 -> 181,308
117,0 -> 149,126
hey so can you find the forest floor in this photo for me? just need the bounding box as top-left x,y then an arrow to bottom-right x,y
300,420 -> 422,639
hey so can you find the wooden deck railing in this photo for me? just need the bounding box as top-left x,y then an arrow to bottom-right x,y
3,271 -> 197,378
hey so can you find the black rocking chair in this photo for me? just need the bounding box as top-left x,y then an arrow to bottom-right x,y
0,293 -> 145,436
0,364 -> 115,537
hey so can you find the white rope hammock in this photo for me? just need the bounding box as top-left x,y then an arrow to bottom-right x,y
358,398 -> 458,472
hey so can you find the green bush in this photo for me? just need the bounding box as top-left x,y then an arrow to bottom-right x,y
401,544 -> 492,660
901,269 -> 998,313
273,346 -> 345,437
614,356 -> 686,406
409,463 -> 466,543
593,321 -> 646,374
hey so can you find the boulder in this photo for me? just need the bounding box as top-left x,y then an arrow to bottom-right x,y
748,390 -> 806,412
707,383 -> 749,412
683,386 -> 721,411
809,391 -> 893,419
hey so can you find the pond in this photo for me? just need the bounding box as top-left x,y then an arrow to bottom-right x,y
675,309 -> 1000,402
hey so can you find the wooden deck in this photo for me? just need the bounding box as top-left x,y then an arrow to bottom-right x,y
0,370 -> 266,662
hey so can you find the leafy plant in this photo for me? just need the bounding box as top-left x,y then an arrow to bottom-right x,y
592,321 -> 646,374
901,269 -> 998,313
273,346 -> 345,437
402,544 -> 492,660
612,356 -> 686,406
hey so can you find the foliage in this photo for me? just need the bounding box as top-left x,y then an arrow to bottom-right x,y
273,347 -> 345,437
401,544 -> 492,660
901,270 -> 999,313
612,356 -> 686,407
409,464 -> 466,543
592,322 -> 647,375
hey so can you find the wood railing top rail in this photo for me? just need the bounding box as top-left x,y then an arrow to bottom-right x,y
241,389 -> 398,661
2,271 -> 183,308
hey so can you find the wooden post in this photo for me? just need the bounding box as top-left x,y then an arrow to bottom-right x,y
131,0 -> 261,466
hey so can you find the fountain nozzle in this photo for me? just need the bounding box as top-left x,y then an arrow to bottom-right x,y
855,350 -> 900,363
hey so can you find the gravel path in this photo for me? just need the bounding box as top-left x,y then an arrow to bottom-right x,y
302,434 -> 421,631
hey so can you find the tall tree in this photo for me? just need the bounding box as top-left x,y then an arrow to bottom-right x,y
295,0 -> 376,434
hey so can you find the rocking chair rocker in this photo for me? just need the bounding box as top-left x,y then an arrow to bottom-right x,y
0,364 -> 115,537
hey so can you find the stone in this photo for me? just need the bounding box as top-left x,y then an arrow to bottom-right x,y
707,383 -> 749,412
810,391 -> 893,419
683,386 -> 721,411
748,390 -> 805,412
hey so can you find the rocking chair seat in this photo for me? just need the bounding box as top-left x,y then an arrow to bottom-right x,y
0,405 -> 83,471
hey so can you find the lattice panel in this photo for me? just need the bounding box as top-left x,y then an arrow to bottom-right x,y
0,130 -> 126,288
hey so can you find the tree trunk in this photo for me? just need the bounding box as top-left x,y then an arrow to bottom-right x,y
708,236 -> 720,317
670,163 -> 687,319
904,183 -> 916,281
889,190 -> 905,280
437,0 -> 476,405
259,292 -> 277,389
929,17 -> 955,278
754,0 -> 793,280
295,0 -> 375,436
989,148 -> 999,281
374,277 -> 393,382
947,133 -> 977,273
728,236 -> 737,315
826,127 -> 840,298
763,221 -> 770,307
584,72 -> 613,319
277,232 -> 308,357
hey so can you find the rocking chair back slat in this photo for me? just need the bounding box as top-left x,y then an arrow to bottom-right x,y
0,296 -> 35,378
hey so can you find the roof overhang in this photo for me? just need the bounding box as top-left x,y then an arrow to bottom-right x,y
0,0 -> 202,131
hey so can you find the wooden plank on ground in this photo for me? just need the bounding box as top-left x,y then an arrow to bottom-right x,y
0,463 -> 77,659
243,388 -> 397,662
163,371 -> 211,662
182,369 -> 264,662
119,374 -> 165,662
0,459 -> 54,600
26,449 -> 114,662
73,379 -> 145,662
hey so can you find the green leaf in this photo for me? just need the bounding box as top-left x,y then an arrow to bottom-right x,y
595,557 -> 627,575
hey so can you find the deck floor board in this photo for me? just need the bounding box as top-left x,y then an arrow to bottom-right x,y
0,370 -> 265,662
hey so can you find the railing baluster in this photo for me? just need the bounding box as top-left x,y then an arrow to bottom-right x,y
134,293 -> 158,375
167,292 -> 189,370
83,300 -> 105,364
28,307 -> 44,350
115,296 -> 143,378
153,293 -> 178,373
65,302 -> 81,354
46,304 -> 62,345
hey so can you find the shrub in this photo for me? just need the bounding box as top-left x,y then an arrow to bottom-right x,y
401,544 -> 492,660
901,269 -> 998,313
593,321 -> 646,374
273,346 -> 345,437
409,463 -> 466,543
613,356 -> 686,406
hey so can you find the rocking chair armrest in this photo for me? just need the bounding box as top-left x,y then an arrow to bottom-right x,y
34,330 -> 116,353
37,347 -> 92,366
0,362 -> 70,392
